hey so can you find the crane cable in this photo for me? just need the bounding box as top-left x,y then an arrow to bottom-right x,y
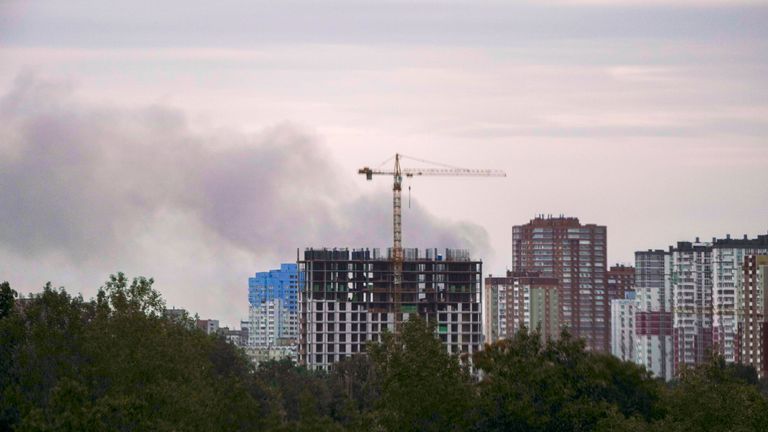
376,155 -> 395,168
399,153 -> 462,170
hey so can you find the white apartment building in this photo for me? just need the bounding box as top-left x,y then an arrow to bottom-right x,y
634,250 -> 674,381
610,292 -> 637,362
671,239 -> 713,373
248,299 -> 298,347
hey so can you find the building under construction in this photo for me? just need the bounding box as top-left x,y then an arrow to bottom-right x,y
298,247 -> 482,370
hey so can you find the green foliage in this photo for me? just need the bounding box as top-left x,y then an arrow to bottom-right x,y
368,316 -> 475,432
658,357 -> 768,432
0,276 -> 270,431
327,354 -> 379,430
2,276 -> 768,431
0,281 -> 16,320
472,327 -> 664,432
98,272 -> 165,317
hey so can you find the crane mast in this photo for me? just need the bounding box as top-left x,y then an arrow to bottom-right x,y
358,153 -> 505,320
392,154 -> 404,298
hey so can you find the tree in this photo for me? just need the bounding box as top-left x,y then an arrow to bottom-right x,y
0,281 -> 17,320
368,316 -> 475,432
659,357 -> 768,432
472,328 -> 664,431
327,354 -> 379,430
0,274 -> 273,431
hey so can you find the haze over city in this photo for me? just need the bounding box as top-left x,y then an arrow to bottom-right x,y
1,0 -> 767,326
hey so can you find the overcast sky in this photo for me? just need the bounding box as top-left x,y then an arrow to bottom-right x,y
1,0 -> 767,325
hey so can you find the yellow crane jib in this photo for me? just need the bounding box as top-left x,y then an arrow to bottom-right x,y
357,153 -> 506,320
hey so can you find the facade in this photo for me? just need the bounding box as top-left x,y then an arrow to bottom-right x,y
512,215 -> 608,352
711,236 -> 768,364
245,345 -> 299,367
606,265 -> 635,305
247,264 -> 300,348
669,234 -> 768,374
671,239 -> 714,372
298,247 -> 482,370
529,282 -> 561,341
634,250 -> 674,381
607,234 -> 768,379
610,291 -> 637,362
484,271 -> 559,343
738,254 -> 768,377
219,327 -> 249,347
196,319 -> 220,335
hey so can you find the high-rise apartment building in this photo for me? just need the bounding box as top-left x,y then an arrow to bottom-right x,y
484,271 -> 559,343
711,236 -> 768,364
639,234 -> 768,376
634,249 -> 674,381
671,239 -> 714,372
248,264 -> 300,348
739,255 -> 768,377
610,291 -> 637,362
512,216 -> 608,352
298,247 -> 482,370
607,265 -> 635,304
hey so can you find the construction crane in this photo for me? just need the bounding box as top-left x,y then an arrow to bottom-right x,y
358,153 -> 506,318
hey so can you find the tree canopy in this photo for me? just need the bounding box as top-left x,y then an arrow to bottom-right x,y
1,275 -> 767,431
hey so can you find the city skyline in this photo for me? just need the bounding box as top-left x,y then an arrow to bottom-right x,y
1,1 -> 767,326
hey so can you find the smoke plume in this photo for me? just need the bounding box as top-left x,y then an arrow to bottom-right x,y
0,73 -> 491,323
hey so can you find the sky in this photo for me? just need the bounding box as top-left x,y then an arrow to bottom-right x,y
1,0 -> 767,326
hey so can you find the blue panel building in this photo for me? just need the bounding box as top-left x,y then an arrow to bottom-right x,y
248,263 -> 299,312
247,263 -> 300,349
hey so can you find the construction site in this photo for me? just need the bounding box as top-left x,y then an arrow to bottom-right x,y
297,247 -> 482,369
295,154 -> 503,369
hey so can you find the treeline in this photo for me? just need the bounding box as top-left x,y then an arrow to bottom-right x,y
1,275 -> 767,431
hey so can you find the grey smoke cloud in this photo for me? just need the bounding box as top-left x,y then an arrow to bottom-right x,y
0,73 -> 491,320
